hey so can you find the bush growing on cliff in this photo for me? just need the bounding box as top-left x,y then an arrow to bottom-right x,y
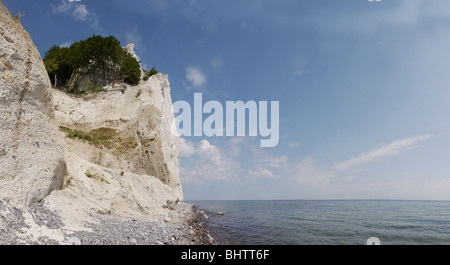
43,35 -> 142,91
14,11 -> 24,22
143,67 -> 159,81
43,45 -> 74,88
121,53 -> 141,85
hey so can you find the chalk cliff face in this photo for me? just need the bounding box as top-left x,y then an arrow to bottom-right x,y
0,2 -> 182,220
48,71 -> 183,217
0,3 -> 66,208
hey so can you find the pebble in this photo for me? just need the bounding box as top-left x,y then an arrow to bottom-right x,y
67,237 -> 81,245
0,200 -> 216,245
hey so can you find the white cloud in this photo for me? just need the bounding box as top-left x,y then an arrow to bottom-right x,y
59,42 -> 72,48
197,139 -> 222,165
180,139 -> 222,161
179,133 -> 436,199
248,168 -> 275,179
185,66 -> 206,88
72,4 -> 89,21
285,135 -> 434,198
180,139 -> 240,183
182,137 -> 283,183
332,135 -> 434,171
180,138 -> 196,157
52,0 -> 99,29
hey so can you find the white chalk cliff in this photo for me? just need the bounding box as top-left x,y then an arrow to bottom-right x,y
0,2 -> 66,208
49,70 -> 183,218
0,1 -> 185,241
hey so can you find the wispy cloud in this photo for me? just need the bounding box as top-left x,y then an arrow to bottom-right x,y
248,168 -> 275,179
291,157 -> 334,184
185,66 -> 206,89
308,0 -> 450,35
332,135 -> 434,171
123,27 -> 145,55
292,58 -> 307,76
180,134 -> 435,199
210,57 -> 223,71
252,144 -> 289,169
52,0 -> 100,29
72,4 -> 89,21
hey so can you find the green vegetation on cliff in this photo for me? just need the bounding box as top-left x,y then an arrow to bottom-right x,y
59,126 -> 138,154
44,35 -> 141,92
143,67 -> 159,81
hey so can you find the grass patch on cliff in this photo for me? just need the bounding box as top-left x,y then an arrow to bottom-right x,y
115,136 -> 139,154
59,126 -> 116,148
59,126 -> 138,154
85,170 -> 110,184
59,126 -> 92,141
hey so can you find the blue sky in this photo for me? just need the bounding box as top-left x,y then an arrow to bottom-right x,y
5,0 -> 450,200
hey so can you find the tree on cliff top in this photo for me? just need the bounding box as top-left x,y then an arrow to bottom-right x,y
43,35 -> 141,90
121,53 -> 141,86
43,45 -> 73,88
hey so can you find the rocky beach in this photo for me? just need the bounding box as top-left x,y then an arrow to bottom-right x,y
0,199 -> 215,245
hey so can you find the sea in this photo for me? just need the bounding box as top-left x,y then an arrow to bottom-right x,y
188,200 -> 450,245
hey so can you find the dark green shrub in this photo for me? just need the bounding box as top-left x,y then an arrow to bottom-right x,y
121,54 -> 141,85
43,45 -> 74,88
143,67 -> 158,81
44,35 -> 146,91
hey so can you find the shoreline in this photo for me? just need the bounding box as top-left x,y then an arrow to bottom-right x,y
184,204 -> 216,245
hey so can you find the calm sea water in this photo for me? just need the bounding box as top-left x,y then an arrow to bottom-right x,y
188,200 -> 450,245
